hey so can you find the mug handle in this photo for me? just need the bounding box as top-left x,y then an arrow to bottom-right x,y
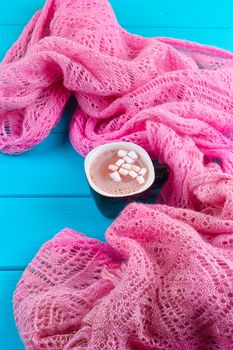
152,162 -> 170,189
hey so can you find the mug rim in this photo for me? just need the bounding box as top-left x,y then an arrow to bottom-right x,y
84,142 -> 155,198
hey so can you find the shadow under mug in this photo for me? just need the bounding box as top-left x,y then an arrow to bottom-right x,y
84,142 -> 169,218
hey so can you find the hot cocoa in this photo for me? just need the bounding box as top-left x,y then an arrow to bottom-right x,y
90,147 -> 149,196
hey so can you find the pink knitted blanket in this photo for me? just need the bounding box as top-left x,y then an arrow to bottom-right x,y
2,0 -> 232,349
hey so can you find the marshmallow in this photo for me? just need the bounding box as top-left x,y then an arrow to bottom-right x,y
132,165 -> 141,172
119,168 -> 129,176
110,171 -> 121,182
139,168 -> 147,176
115,159 -> 125,167
117,149 -> 127,158
129,170 -> 137,178
136,175 -> 145,184
122,163 -> 132,170
123,156 -> 135,164
108,164 -> 118,172
128,151 -> 138,160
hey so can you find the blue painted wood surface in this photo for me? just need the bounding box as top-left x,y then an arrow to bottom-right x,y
0,198 -> 111,268
1,0 -> 233,348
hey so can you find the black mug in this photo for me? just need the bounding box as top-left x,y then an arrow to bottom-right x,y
84,142 -> 169,218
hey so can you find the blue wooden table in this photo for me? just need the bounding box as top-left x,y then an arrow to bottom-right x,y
1,1 -> 233,349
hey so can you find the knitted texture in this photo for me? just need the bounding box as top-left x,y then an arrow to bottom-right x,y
4,0 -> 232,349
14,201 -> 233,350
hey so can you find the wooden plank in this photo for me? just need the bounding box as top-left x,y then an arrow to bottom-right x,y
0,198 -> 112,268
0,26 -> 23,60
0,0 -> 232,27
0,1 -> 44,26
0,134 -> 90,195
0,271 -> 24,350
112,0 -> 233,27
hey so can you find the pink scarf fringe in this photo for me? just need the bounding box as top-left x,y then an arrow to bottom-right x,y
1,0 -> 232,348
